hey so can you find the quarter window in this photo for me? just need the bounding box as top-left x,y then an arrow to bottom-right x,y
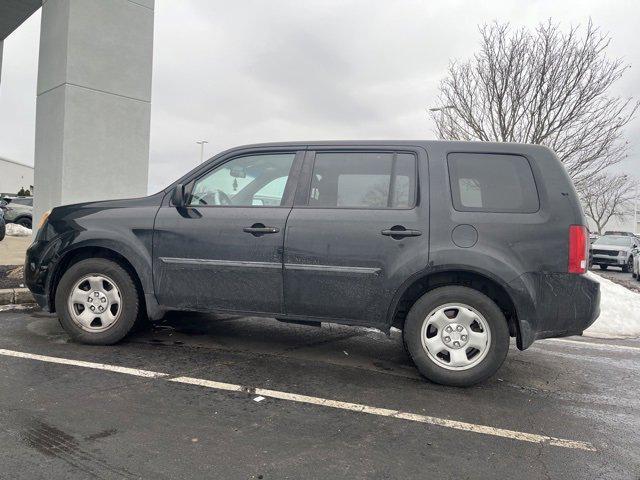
308,152 -> 416,208
447,153 -> 539,213
188,153 -> 296,207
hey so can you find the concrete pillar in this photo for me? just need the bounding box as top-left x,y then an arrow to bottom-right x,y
33,0 -> 154,229
0,41 -> 3,86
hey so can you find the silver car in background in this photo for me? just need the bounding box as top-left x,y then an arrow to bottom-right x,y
632,246 -> 640,280
590,235 -> 638,272
0,196 -> 33,229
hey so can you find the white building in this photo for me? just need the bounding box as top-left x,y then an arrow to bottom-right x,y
0,156 -> 34,195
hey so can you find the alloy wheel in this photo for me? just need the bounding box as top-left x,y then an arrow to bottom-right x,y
67,274 -> 122,332
420,303 -> 492,371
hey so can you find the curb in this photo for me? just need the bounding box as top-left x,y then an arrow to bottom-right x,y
0,288 -> 34,306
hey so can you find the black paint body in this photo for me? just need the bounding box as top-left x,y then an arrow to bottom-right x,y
25,141 -> 600,350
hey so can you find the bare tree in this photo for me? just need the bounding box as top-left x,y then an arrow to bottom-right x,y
581,173 -> 636,234
430,20 -> 638,193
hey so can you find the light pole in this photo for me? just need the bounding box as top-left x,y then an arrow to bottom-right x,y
196,140 -> 209,164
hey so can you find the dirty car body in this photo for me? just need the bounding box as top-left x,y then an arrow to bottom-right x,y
25,141 -> 600,386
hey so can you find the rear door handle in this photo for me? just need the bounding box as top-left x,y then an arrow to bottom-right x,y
243,223 -> 280,235
381,226 -> 422,238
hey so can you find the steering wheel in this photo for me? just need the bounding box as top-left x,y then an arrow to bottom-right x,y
199,189 -> 232,206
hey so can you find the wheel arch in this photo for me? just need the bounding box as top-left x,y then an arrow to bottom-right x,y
47,245 -> 146,316
13,214 -> 32,223
387,268 -> 521,346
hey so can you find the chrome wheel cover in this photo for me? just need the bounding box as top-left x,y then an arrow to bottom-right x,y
420,303 -> 491,371
67,274 -> 122,332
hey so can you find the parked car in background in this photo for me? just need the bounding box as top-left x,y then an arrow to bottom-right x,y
590,234 -> 637,272
633,247 -> 640,279
0,196 -> 33,229
0,208 -> 5,241
604,230 -> 636,237
25,141 -> 600,387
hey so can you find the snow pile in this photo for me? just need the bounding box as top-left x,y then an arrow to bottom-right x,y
584,272 -> 640,339
5,223 -> 32,236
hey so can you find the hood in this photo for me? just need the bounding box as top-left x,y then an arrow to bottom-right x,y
591,243 -> 631,251
49,192 -> 166,219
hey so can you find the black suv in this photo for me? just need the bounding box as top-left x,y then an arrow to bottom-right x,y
25,141 -> 600,386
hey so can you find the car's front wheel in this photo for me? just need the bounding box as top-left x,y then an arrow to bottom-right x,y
622,257 -> 632,273
55,258 -> 139,344
403,286 -> 509,387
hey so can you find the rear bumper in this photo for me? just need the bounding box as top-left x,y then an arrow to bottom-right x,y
508,272 -> 600,350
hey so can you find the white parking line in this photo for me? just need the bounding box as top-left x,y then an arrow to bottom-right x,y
0,348 -> 168,378
542,338 -> 640,352
0,348 -> 595,452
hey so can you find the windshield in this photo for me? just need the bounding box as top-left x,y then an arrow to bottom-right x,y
593,235 -> 633,246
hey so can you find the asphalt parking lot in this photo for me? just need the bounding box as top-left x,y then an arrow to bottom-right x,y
0,309 -> 638,479
593,265 -> 640,293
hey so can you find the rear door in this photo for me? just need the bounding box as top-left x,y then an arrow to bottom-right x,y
283,146 -> 429,327
153,149 -> 304,314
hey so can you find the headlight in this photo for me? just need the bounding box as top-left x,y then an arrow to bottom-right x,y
37,210 -> 51,229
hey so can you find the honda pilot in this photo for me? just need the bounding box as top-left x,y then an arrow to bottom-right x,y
25,141 -> 600,386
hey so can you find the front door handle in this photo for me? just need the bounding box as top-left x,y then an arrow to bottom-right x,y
243,223 -> 280,235
381,226 -> 422,239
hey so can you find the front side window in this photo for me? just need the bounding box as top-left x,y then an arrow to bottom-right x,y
447,153 -> 539,213
308,152 -> 416,208
188,153 -> 296,207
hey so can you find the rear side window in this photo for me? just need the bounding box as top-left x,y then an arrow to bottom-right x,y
447,153 -> 539,213
309,152 -> 416,209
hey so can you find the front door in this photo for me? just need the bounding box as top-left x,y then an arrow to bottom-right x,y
153,150 -> 302,314
283,147 -> 429,327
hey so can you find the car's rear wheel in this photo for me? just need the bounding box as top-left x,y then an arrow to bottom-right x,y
403,286 -> 509,387
55,258 -> 139,344
16,217 -> 32,229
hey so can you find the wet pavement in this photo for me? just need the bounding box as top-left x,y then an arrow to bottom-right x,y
592,266 -> 640,293
0,309 -> 638,479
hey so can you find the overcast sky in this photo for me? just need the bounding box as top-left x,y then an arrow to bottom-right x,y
1,0 -> 639,193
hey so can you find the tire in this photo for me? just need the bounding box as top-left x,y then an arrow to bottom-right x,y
55,258 -> 139,345
600,265 -> 608,270
622,257 -> 632,273
16,217 -> 32,229
403,286 -> 510,387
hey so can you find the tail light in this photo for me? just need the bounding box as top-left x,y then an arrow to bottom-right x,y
568,225 -> 588,274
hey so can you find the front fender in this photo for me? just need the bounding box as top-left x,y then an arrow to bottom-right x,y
53,232 -> 153,292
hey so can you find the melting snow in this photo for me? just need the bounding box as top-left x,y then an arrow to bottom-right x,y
5,223 -> 32,236
584,272 -> 640,339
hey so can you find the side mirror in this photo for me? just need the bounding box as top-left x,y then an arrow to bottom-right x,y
172,183 -> 186,207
